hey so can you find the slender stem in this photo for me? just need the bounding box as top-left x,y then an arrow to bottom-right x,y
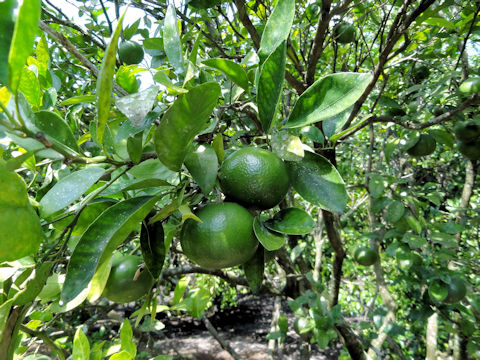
19,325 -> 67,360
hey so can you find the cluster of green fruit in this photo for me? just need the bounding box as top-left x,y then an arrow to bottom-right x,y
181,147 -> 291,269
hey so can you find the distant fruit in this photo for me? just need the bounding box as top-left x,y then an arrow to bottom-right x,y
444,276 -> 467,303
458,139 -> 480,160
412,65 -> 430,82
458,77 -> 480,96
385,107 -> 406,117
396,247 -> 422,270
294,317 -> 313,342
407,134 -> 436,157
453,121 -> 480,143
118,41 -> 144,65
333,22 -> 356,44
218,147 -> 290,210
103,255 -> 154,303
180,202 -> 258,269
354,247 -> 378,266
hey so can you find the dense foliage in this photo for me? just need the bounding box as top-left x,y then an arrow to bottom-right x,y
0,0 -> 479,359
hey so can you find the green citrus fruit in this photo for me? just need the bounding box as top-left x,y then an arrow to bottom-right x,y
428,279 -> 448,302
354,247 -> 378,266
103,255 -> 154,303
0,206 -> 43,262
412,65 -> 430,82
444,276 -> 467,304
396,247 -> 422,270
407,133 -> 436,157
453,120 -> 480,143
458,77 -> 480,96
384,107 -> 406,117
333,22 -> 356,44
458,139 -> 480,160
180,202 -> 258,269
118,41 -> 144,65
293,317 -> 313,342
218,147 -> 290,210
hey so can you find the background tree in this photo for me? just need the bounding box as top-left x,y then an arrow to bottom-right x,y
0,0 -> 479,359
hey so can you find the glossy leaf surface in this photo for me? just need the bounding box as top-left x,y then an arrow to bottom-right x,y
265,208 -> 315,235
34,110 -> 81,153
61,195 -> 159,303
184,144 -> 218,195
253,217 -> 285,251
243,246 -> 264,293
40,167 -> 105,217
257,41 -> 286,133
286,151 -> 347,213
140,218 -> 165,278
286,73 -> 372,128
0,0 -> 16,85
154,82 -> 220,171
163,5 -> 184,73
203,58 -> 249,91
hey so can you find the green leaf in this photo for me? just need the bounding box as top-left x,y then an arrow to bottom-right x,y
116,85 -> 159,126
437,222 -> 464,235
429,129 -> 454,148
424,17 -> 456,30
153,71 -> 188,94
285,73 -> 372,128
87,256 -> 112,302
202,58 -> 249,91
120,319 -> 136,358
253,217 -> 286,251
116,66 -> 139,94
96,9 -> 127,144
385,200 -> 405,223
12,261 -> 53,305
258,0 -> 295,63
40,167 -> 105,217
110,351 -> 133,360
243,246 -> 264,293
257,41 -> 286,133
60,95 -> 96,106
140,219 -> 165,279
271,131 -> 304,161
430,232 -> 458,248
61,195 -> 159,304
100,177 -> 172,196
322,106 -> 353,138
184,144 -> 218,195
286,151 -> 348,213
18,67 -> 41,108
163,5 -> 184,73
189,288 -> 211,319
127,132 -> 143,164
368,174 -> 385,199
73,327 -> 90,360
7,0 -> 40,93
212,133 -> 224,163
405,215 -> 422,235
0,0 -> 16,85
154,82 -> 220,171
34,110 -> 81,153
264,208 -> 315,235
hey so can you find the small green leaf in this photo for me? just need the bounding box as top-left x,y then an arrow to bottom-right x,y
153,71 -> 188,94
101,177 -> 172,196
368,174 -> 385,199
385,200 -> 405,223
140,218 -> 165,279
34,110 -> 81,153
127,132 -> 143,164
184,144 -> 218,195
258,0 -> 295,63
61,195 -> 160,304
253,217 -> 286,251
163,5 -> 183,73
285,73 -> 372,128
7,0 -> 41,93
264,208 -> 315,235
271,131 -> 304,161
40,167 -> 105,217
203,58 -> 249,91
0,0 -> 17,85
212,133 -> 224,163
60,95 -> 96,106
18,67 -> 41,108
322,106 -> 353,138
110,351 -> 133,360
243,246 -> 264,293
405,215 -> 422,234
12,261 -> 53,305
120,319 -> 136,358
154,82 -> 220,171
257,41 -> 286,133
286,151 -> 348,213
96,9 -> 127,144
73,327 -> 90,360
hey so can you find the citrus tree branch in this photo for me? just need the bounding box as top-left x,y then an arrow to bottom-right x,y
19,325 -> 67,360
39,21 -> 128,96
